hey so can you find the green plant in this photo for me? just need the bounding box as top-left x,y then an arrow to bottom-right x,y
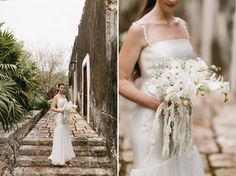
0,23 -> 48,131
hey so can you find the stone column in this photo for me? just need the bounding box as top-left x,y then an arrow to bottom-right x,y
230,0 -> 236,97
201,0 -> 216,64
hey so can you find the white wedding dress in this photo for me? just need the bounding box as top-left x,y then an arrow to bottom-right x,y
48,96 -> 76,165
129,21 -> 205,176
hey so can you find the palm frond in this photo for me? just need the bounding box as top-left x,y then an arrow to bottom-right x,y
0,64 -> 17,76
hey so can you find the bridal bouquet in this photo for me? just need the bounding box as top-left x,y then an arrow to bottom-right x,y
146,57 -> 229,162
63,102 -> 77,123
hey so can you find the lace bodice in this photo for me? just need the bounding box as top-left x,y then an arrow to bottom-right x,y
57,97 -> 68,108
138,39 -> 194,79
134,17 -> 194,79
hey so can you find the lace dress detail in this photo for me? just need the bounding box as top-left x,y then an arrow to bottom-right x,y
134,17 -> 190,46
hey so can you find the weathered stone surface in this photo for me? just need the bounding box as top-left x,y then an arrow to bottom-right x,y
22,136 -> 104,146
0,160 -> 11,176
12,112 -> 114,175
193,125 -> 215,139
16,156 -> 111,168
195,138 -> 219,154
192,108 -> 213,127
213,115 -> 236,138
0,110 -> 45,173
201,155 -> 210,172
205,173 -> 213,176
209,153 -> 236,168
69,0 -> 117,173
18,145 -> 107,156
192,97 -> 214,128
13,167 -> 113,176
213,104 -> 236,117
214,126 -> 236,138
213,116 -> 236,127
214,168 -> 236,176
217,137 -> 236,154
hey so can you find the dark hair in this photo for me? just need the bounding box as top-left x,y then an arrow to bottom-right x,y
57,83 -> 65,88
131,0 -> 157,80
56,83 -> 65,94
138,0 -> 157,19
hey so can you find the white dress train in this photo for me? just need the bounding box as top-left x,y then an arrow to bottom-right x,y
48,97 -> 76,165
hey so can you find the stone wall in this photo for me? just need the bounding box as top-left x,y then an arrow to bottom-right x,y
0,110 -> 45,175
69,0 -> 117,174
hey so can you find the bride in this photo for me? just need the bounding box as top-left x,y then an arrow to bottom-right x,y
48,83 -> 76,165
119,0 -> 205,175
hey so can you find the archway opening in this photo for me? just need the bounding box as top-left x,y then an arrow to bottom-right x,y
82,54 -> 90,124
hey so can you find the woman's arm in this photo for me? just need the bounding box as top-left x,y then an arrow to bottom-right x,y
119,23 -> 161,111
50,96 -> 64,113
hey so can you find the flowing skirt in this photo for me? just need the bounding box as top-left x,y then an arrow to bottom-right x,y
129,104 -> 204,176
48,113 -> 76,165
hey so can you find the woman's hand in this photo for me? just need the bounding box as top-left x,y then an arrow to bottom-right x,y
58,108 -> 64,113
149,98 -> 161,111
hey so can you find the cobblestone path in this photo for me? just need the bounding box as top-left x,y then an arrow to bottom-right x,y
13,111 -> 114,176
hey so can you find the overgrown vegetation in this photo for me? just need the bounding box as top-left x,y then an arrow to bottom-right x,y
0,23 -> 49,132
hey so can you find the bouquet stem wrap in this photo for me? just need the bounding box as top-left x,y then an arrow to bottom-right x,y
146,100 -> 193,164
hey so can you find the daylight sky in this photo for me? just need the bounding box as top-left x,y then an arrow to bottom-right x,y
0,0 -> 85,59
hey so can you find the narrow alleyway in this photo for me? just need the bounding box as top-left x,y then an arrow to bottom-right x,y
13,111 -> 114,175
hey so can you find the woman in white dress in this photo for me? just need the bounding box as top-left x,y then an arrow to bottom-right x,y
119,0 -> 205,175
48,83 -> 76,165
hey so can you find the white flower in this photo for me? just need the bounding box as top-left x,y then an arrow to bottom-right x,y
147,57 -> 229,103
196,57 -> 208,70
204,81 -> 222,91
170,59 -> 182,70
221,82 -> 230,94
63,102 -> 77,115
146,57 -> 230,161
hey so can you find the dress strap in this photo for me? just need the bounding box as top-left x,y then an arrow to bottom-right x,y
175,17 -> 190,39
134,21 -> 150,45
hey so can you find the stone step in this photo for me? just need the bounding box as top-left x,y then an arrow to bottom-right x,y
13,167 -> 114,176
18,145 -> 107,157
16,155 -> 111,168
22,137 -> 104,146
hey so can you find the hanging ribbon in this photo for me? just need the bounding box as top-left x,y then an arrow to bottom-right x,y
145,100 -> 193,165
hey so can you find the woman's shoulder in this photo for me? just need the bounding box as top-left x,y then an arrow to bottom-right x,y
175,17 -> 190,38
54,94 -> 67,99
129,21 -> 145,34
125,21 -> 146,43
175,16 -> 187,22
53,94 -> 59,100
175,17 -> 189,27
129,14 -> 159,35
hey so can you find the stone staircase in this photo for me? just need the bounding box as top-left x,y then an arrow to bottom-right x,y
13,112 -> 114,176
